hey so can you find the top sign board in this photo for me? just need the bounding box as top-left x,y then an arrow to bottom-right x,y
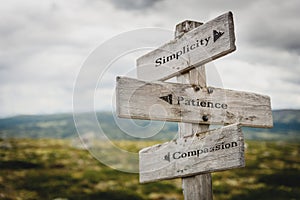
137,12 -> 236,81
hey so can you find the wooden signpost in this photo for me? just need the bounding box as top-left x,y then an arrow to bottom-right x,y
115,11 -> 273,200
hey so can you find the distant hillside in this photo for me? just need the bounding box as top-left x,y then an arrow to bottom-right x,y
0,110 -> 299,141
243,109 -> 300,140
0,112 -> 177,140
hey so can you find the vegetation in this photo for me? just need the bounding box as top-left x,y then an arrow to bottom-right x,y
0,110 -> 299,141
0,138 -> 299,200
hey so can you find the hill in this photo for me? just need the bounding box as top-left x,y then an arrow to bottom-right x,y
0,110 -> 299,141
243,109 -> 300,140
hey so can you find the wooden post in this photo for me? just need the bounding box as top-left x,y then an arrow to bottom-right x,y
175,20 -> 213,200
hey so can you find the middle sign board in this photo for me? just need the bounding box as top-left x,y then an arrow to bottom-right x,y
116,76 -> 273,128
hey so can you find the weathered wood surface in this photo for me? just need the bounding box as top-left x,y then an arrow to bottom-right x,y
176,22 -> 213,200
182,174 -> 212,200
139,123 -> 245,183
116,76 -> 273,128
177,66 -> 213,200
136,12 -> 236,81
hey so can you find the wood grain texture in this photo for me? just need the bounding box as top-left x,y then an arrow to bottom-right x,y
116,76 -> 273,128
139,123 -> 245,183
175,22 -> 213,200
182,174 -> 212,200
136,12 -> 236,81
177,67 -> 213,200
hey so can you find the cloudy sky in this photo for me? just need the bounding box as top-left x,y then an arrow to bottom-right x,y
1,0 -> 300,117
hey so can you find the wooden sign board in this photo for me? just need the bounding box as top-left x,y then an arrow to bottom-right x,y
137,12 -> 236,81
139,123 -> 245,183
116,76 -> 273,128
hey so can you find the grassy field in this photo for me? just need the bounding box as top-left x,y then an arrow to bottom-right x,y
0,138 -> 299,200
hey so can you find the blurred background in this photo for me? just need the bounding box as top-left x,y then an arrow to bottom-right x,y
0,0 -> 299,199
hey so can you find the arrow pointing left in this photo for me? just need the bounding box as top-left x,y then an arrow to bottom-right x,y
159,94 -> 173,105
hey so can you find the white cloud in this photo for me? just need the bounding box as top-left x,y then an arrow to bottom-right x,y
0,0 -> 299,117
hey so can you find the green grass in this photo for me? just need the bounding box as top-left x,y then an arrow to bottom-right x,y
0,139 -> 299,200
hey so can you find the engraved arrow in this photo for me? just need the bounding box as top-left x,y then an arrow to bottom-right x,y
213,30 -> 225,42
159,94 -> 173,105
163,152 -> 171,162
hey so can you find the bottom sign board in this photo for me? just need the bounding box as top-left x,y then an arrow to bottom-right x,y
139,123 -> 245,183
